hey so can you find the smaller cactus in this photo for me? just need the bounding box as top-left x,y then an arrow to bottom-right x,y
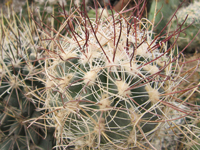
169,1 -> 200,51
0,9 -> 55,150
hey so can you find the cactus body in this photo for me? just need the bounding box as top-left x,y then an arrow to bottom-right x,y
169,1 -> 200,51
38,7 -> 199,149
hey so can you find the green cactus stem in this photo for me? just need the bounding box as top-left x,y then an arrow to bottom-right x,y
148,0 -> 180,34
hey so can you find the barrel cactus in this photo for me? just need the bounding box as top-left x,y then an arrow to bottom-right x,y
169,1 -> 200,51
0,9 -> 55,150
33,2 -> 200,149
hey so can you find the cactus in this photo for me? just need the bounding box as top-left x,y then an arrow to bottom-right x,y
31,1 -> 200,149
169,1 -> 200,51
148,0 -> 181,34
0,0 -> 199,149
0,8 -> 55,150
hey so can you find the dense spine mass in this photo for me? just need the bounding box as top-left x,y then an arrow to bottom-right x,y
0,1 -> 199,150
37,5 -> 199,149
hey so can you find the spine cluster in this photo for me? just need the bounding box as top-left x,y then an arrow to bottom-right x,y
0,0 -> 199,149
